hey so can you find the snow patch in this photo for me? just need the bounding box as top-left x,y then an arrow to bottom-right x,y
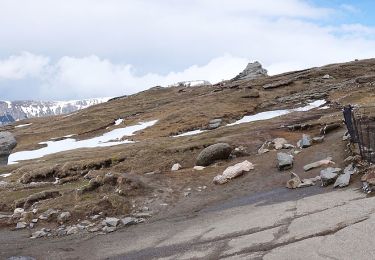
15,123 -> 32,128
8,120 -> 157,164
115,119 -> 124,126
228,100 -> 326,126
174,129 -> 206,137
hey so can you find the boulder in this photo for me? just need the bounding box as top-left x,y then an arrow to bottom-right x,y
232,61 -> 268,81
196,143 -> 232,166
320,167 -> 341,186
277,153 -> 294,171
0,131 -> 17,165
213,160 -> 254,184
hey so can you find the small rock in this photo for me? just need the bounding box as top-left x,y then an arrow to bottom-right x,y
320,167 -> 342,186
66,226 -> 79,235
208,119 -> 222,130
90,215 -> 101,220
298,134 -> 312,148
286,172 -> 301,189
171,163 -> 182,171
193,166 -> 205,171
344,163 -> 357,175
312,136 -> 325,143
277,153 -> 294,171
213,160 -> 254,184
334,172 -> 351,188
30,229 -> 48,239
273,138 -> 288,150
121,217 -> 137,226
57,212 -> 71,224
304,157 -> 334,171
103,217 -> 120,227
16,222 -> 27,229
258,141 -> 272,154
322,74 -> 331,79
13,208 -> 25,216
102,226 -> 116,233
184,192 -> 191,197
31,219 -> 38,223
88,227 -> 101,233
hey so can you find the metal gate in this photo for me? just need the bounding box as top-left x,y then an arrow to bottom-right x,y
344,105 -> 375,163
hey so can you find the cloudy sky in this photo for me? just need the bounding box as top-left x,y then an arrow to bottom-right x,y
1,0 -> 375,100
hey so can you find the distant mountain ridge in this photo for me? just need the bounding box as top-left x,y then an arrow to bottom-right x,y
0,98 -> 110,125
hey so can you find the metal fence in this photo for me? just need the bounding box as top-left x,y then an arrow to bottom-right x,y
344,105 -> 375,163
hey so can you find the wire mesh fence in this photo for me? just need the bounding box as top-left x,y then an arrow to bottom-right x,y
344,105 -> 375,163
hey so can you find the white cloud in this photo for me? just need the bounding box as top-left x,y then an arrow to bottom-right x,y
0,52 -> 49,80
0,0 -> 374,100
38,54 -> 248,99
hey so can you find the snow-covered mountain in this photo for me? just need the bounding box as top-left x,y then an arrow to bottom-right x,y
0,98 -> 110,125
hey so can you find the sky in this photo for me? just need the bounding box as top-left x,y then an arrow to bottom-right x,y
1,0 -> 375,101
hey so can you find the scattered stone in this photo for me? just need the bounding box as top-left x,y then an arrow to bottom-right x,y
171,163 -> 182,171
30,228 -> 49,239
299,176 -> 321,188
13,208 -> 25,218
193,166 -> 205,171
283,144 -> 295,149
91,215 -> 101,220
0,131 -> 17,165
213,160 -> 254,184
88,227 -> 101,233
304,157 -> 334,171
207,119 -> 222,130
38,209 -> 59,221
334,172 -> 351,188
57,212 -> 71,224
232,61 -> 268,81
312,136 -> 325,143
66,226 -> 79,235
298,134 -> 312,148
320,167 -> 342,186
102,226 -> 116,233
322,74 -> 331,79
16,222 -> 27,229
258,141 -> 272,154
184,192 -> 191,197
273,138 -> 288,150
286,172 -> 301,189
121,217 -> 137,226
103,217 -> 120,227
344,163 -> 357,175
31,219 -> 38,223
277,153 -> 294,171
196,143 -> 233,166
320,123 -> 341,135
287,123 -> 312,131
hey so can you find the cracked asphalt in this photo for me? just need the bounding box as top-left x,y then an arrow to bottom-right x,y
3,186 -> 375,259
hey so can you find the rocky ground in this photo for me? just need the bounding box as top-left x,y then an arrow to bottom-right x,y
1,59 -> 375,259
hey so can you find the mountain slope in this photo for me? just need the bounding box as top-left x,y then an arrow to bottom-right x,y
0,98 -> 110,125
0,58 -> 374,240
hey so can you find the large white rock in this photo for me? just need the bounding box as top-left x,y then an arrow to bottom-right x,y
213,160 -> 254,185
171,163 -> 182,171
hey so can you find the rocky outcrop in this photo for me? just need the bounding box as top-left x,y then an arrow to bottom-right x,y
232,61 -> 268,81
0,131 -> 17,165
196,143 -> 233,166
